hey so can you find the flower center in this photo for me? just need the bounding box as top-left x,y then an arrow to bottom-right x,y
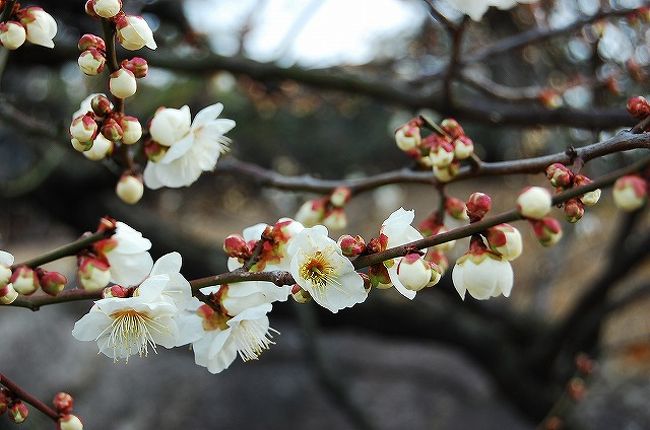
299,251 -> 336,290
107,309 -> 166,362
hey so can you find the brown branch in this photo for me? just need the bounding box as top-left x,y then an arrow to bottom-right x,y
0,373 -> 59,421
443,16 -> 468,107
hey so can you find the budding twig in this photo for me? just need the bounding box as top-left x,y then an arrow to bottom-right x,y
0,373 -> 59,421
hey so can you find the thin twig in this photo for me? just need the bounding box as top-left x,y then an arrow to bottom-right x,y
0,373 -> 59,421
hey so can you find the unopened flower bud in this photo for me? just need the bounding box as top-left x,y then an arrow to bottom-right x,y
433,161 -> 460,183
10,266 -> 39,295
575,353 -> 595,375
539,89 -> 563,109
0,388 -> 9,414
613,175 -> 647,211
368,264 -> 391,289
531,217 -> 563,247
8,401 -> 28,423
445,196 -> 468,220
223,234 -> 250,259
543,416 -> 563,430
394,123 -> 421,151
567,377 -> 586,402
83,134 -> 113,161
70,114 -> 98,143
116,174 -> 144,205
59,414 -> 84,430
337,234 -> 366,257
626,96 -> 650,118
17,7 -> 57,49
109,68 -> 137,99
466,192 -> 492,221
101,284 -> 129,298
291,284 -> 311,303
71,138 -> 93,152
563,198 -> 584,223
78,256 -> 111,291
92,0 -> 122,18
115,15 -> 157,51
453,136 -> 474,160
77,48 -> 105,76
101,118 -> 124,141
322,208 -> 347,231
517,186 -> 552,219
429,140 -> 455,167
143,139 -> 168,162
0,21 -> 26,50
90,94 -> 113,117
425,250 -> 448,274
397,254 -> 431,292
440,118 -> 464,139
84,0 -> 98,17
121,57 -> 148,78
0,283 -> 18,304
119,116 -> 142,144
330,186 -> 351,208
486,224 -> 522,261
53,392 -> 74,414
39,270 -> 67,296
545,163 -> 573,188
295,198 -> 326,227
77,33 -> 105,51
574,174 -> 600,206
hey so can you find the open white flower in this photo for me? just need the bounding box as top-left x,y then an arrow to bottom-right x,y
136,252 -> 193,310
144,103 -> 236,189
380,208 -> 425,300
445,0 -> 537,21
288,225 -> 367,313
201,281 -> 291,316
452,241 -> 513,300
96,222 -> 153,286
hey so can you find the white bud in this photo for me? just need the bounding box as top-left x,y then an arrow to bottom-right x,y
71,138 -> 92,152
395,125 -> 420,151
20,7 -> 57,49
116,175 -> 144,204
486,224 -> 522,261
580,189 -> 601,206
77,49 -> 105,76
517,186 -> 552,219
83,134 -> 113,161
116,15 -> 157,51
92,0 -> 122,18
0,22 -> 26,50
120,116 -> 142,144
429,145 -> 455,167
0,283 -> 18,304
613,176 -> 647,212
453,137 -> 474,160
70,114 -> 98,143
452,253 -> 513,300
396,255 -> 431,292
109,68 -> 137,99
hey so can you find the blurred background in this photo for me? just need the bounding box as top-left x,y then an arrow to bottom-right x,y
1,0 -> 650,428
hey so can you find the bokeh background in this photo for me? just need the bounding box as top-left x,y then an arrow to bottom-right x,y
1,0 -> 650,428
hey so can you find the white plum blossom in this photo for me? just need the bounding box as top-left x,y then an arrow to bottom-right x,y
83,134 -> 113,161
96,221 -> 153,286
0,251 -> 17,304
202,281 -> 291,316
517,186 -> 552,219
143,103 -> 236,189
486,223 -> 523,261
445,0 -> 538,21
109,68 -> 137,99
19,7 -> 57,48
452,240 -> 513,300
115,175 -> 144,205
0,22 -> 26,50
137,252 -> 193,310
380,208 -> 426,299
116,15 -> 156,51
288,225 -> 367,313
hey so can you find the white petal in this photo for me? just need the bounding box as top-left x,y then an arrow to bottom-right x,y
191,103 -> 224,129
387,261 -> 417,300
0,251 -> 14,267
71,307 -> 112,341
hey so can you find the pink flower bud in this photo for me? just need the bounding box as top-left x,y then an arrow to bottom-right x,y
445,196 -> 469,220
545,163 -> 573,188
295,198 -> 326,227
564,198 -> 585,223
115,174 -> 144,205
8,401 -> 28,424
394,123 -> 421,151
92,0 -> 122,18
59,414 -> 84,430
53,392 -> 74,414
109,68 -> 137,99
84,0 -> 98,17
440,118 -> 464,139
627,96 -> 650,118
517,186 -> 552,219
337,234 -> 366,257
101,117 -> 124,141
70,113 -> 98,143
119,116 -> 142,144
144,139 -> 168,162
90,94 -> 113,117
101,284 -> 129,298
0,388 -> 10,414
466,192 -> 492,222
322,208 -> 347,231
567,377 -> 586,402
10,266 -> 39,295
531,217 -> 563,247
291,284 -> 312,303
78,48 -> 105,75
453,135 -> 474,160
613,175 -> 647,212
368,264 -> 391,289
38,270 -> 67,296
78,256 -> 111,291
121,57 -> 148,78
77,33 -> 105,51
0,21 -> 26,50
486,223 -> 522,261
223,234 -> 251,259
330,186 -> 352,207
0,283 -> 18,304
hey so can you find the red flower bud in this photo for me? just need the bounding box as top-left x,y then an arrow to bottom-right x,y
91,94 -> 113,117
466,192 -> 492,222
77,33 -> 105,52
8,401 -> 28,424
440,118 -> 464,139
545,163 -> 573,188
627,96 -> 650,118
223,234 -> 251,259
0,388 -> 10,415
567,377 -> 586,402
53,392 -> 74,414
101,117 -> 124,142
38,270 -> 67,296
445,196 -> 468,220
330,186 -> 352,207
337,234 -> 366,257
563,198 -> 584,223
531,217 -> 563,247
121,57 -> 148,78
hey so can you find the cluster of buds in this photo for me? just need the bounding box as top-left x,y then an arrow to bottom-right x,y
85,1 -> 157,51
0,388 -> 28,424
295,186 -> 352,231
626,95 -> 650,119
394,117 -> 474,183
53,392 -> 83,430
77,33 -> 106,76
70,94 -> 143,157
612,174 -> 648,212
0,252 -> 17,304
6,266 -> 68,297
0,4 -> 57,50
545,163 -> 601,223
467,192 -> 523,261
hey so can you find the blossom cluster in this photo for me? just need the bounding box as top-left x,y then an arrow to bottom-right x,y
0,4 -> 56,50
295,186 -> 351,231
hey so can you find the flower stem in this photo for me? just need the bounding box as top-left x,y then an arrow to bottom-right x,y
0,373 -> 59,421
